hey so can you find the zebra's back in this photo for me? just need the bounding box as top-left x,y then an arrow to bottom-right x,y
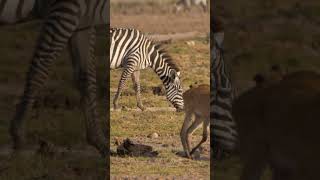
110,28 -> 151,69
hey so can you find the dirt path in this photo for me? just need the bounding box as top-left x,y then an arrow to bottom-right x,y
149,31 -> 208,42
111,14 -> 209,34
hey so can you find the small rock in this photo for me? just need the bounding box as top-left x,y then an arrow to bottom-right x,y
110,149 -> 118,156
114,137 -> 121,146
121,106 -> 128,111
147,133 -> 159,139
186,40 -> 195,46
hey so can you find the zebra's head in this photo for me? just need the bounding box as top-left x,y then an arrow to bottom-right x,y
164,70 -> 184,112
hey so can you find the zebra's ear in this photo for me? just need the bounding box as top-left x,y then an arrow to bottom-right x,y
214,32 -> 224,47
170,70 -> 180,83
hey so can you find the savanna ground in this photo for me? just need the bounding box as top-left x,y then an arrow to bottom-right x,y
0,23 -> 108,179
214,0 -> 320,179
110,0 -> 210,179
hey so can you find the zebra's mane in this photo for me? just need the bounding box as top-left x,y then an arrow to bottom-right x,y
153,42 -> 180,72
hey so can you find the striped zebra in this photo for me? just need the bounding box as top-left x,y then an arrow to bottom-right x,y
211,18 -> 237,158
110,28 -> 184,111
0,0 -> 109,157
174,0 -> 208,13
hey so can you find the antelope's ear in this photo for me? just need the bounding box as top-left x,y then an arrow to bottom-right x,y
214,32 -> 224,47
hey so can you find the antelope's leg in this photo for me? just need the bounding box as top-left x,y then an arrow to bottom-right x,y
190,116 -> 209,155
185,114 -> 203,155
180,111 -> 193,158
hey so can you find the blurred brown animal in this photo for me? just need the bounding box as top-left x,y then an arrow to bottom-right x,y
180,84 -> 209,159
253,64 -> 284,87
234,71 -> 320,180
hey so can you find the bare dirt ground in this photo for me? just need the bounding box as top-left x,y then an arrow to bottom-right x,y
111,1 -> 209,35
110,0 -> 210,179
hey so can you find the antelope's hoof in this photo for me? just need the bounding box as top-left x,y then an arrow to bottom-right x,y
138,105 -> 146,111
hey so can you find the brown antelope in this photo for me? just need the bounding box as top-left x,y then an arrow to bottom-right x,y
180,84 -> 210,159
234,71 -> 320,180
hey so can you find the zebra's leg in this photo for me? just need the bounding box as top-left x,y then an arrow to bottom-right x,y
200,0 -> 208,12
185,0 -> 192,12
173,0 -> 182,13
9,5 -> 80,150
190,117 -> 209,155
113,62 -> 135,110
180,111 -> 193,158
131,70 -> 145,111
69,28 -> 108,157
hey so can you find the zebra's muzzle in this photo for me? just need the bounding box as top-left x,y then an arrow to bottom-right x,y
175,107 -> 184,112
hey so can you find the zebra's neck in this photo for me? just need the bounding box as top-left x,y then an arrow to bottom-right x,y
150,45 -> 180,85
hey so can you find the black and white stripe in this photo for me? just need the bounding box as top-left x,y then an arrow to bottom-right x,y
175,0 -> 208,12
211,31 -> 237,154
0,0 -> 109,157
110,28 -> 184,111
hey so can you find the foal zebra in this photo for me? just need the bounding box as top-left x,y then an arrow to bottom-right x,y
0,0 -> 109,157
110,28 -> 184,111
174,0 -> 208,13
211,21 -> 237,157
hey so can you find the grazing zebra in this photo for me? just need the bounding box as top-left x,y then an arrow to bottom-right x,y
174,0 -> 208,13
211,18 -> 237,158
0,0 -> 109,157
110,28 -> 184,111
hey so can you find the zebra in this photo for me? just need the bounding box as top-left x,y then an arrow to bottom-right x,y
110,28 -> 184,112
174,0 -> 208,13
211,18 -> 237,159
0,0 -> 109,157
